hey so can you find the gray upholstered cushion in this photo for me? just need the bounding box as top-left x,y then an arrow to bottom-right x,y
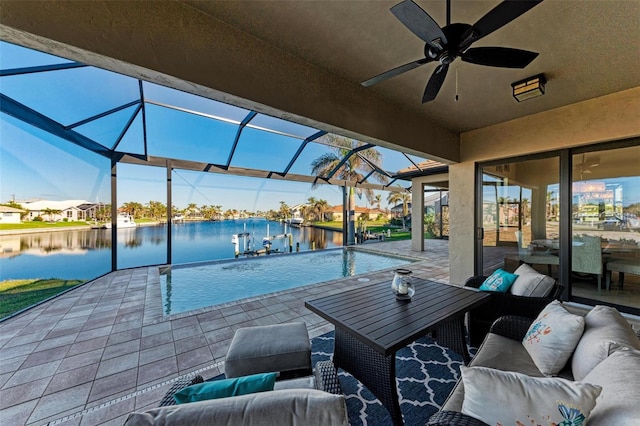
442,332 -> 545,412
509,263 -> 555,297
582,347 -> 640,425
571,305 -> 640,381
124,389 -> 349,426
273,375 -> 316,390
225,322 -> 311,378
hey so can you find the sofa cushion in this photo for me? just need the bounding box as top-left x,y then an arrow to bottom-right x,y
225,322 -> 311,378
479,268 -> 518,293
509,263 -> 555,297
571,305 -> 640,380
173,372 -> 276,404
522,301 -> 585,376
460,366 -> 601,426
124,389 -> 349,426
442,332 -> 544,413
582,347 -> 640,425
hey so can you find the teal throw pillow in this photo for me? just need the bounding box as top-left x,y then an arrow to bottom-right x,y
479,269 -> 518,293
173,372 -> 276,404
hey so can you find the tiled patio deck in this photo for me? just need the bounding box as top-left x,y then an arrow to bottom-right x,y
0,240 -> 454,426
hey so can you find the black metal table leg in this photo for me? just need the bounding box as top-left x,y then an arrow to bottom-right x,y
333,328 -> 404,425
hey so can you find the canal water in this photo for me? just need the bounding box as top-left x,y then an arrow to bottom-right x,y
0,218 -> 342,282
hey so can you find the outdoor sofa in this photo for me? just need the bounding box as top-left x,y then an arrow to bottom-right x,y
122,384 -> 348,426
428,304 -> 640,425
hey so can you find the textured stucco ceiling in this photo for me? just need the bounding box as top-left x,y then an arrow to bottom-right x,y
184,0 -> 640,133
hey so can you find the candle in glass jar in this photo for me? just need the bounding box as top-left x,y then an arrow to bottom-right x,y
398,282 -> 408,295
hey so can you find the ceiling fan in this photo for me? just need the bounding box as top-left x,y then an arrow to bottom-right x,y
575,154 -> 600,179
362,0 -> 543,103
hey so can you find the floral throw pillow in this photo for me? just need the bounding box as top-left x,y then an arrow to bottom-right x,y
461,366 -> 601,426
479,268 -> 518,293
523,300 -> 585,376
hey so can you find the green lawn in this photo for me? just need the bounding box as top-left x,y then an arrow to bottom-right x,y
311,221 -> 413,241
0,221 -> 90,230
0,278 -> 84,319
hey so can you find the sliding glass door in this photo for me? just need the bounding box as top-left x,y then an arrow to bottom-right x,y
480,156 -> 560,277
477,140 -> 639,314
571,144 -> 639,310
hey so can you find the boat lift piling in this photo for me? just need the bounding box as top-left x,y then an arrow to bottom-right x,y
233,222 -> 295,258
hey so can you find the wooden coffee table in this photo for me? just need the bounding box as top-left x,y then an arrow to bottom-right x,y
305,278 -> 489,425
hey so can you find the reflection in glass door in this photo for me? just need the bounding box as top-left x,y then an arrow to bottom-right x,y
481,157 -> 560,276
571,145 -> 640,310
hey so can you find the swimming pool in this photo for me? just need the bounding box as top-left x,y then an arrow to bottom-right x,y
159,248 -> 415,314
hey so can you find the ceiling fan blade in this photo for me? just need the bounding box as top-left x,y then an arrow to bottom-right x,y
361,57 -> 433,87
461,47 -> 539,68
422,63 -> 449,103
460,1 -> 543,50
391,0 -> 448,50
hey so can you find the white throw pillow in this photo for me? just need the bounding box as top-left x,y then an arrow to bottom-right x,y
510,263 -> 556,297
571,305 -> 640,380
461,366 -> 601,426
522,300 -> 585,376
582,347 -> 640,425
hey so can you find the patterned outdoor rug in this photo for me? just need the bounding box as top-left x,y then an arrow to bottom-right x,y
310,331 -> 466,426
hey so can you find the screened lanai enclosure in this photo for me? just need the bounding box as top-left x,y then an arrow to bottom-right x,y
0,41 -> 449,309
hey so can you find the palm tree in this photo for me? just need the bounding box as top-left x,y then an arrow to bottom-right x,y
186,203 -> 198,218
278,201 -> 290,221
42,208 -> 62,222
314,199 -> 329,222
387,190 -> 411,231
311,135 -> 388,243
375,194 -> 382,211
121,201 -> 144,219
146,200 -> 166,220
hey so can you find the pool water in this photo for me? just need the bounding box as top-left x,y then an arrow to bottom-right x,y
159,248 -> 414,314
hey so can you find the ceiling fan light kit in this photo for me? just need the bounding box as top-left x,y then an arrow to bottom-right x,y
362,0 -> 543,103
511,73 -> 546,102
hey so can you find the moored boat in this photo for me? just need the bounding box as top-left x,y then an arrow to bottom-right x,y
103,214 -> 137,229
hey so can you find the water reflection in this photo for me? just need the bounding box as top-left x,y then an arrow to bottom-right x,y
0,219 -> 341,281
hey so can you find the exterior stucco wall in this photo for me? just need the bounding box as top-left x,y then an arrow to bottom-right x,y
448,163 -> 476,285
460,87 -> 640,162
0,212 -> 22,224
449,88 -> 640,285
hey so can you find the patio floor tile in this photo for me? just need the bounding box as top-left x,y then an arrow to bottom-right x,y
57,348 -> 104,373
87,368 -> 137,404
176,346 -> 214,372
28,382 -> 92,424
44,363 -> 100,395
139,330 -> 173,351
95,353 -> 139,379
0,376 -> 50,410
137,357 -> 178,387
139,343 -> 175,366
3,359 -> 61,389
0,399 -> 38,426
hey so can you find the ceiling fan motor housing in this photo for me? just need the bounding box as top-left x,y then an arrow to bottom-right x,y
425,23 -> 472,65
